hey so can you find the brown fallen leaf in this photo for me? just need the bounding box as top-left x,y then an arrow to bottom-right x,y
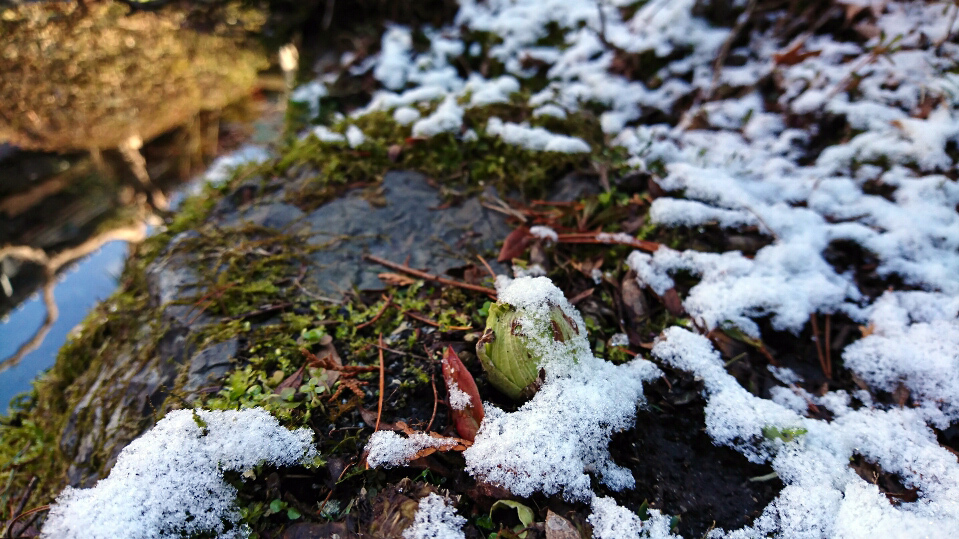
378,272 -> 418,287
273,365 -> 305,395
662,288 -> 686,316
621,271 -> 649,323
545,510 -> 582,539
498,225 -> 533,262
772,44 -> 821,66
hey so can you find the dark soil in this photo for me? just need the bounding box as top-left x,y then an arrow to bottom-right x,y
610,373 -> 783,538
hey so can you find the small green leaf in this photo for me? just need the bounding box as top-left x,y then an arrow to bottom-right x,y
279,387 -> 296,401
476,515 -> 495,531
638,500 -> 650,520
302,328 -> 324,342
287,507 -> 302,520
269,499 -> 286,513
490,500 -> 535,535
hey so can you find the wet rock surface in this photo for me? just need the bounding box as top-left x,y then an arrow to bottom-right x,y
58,169 -> 512,486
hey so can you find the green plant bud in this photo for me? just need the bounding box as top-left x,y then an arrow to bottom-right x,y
476,300 -> 580,400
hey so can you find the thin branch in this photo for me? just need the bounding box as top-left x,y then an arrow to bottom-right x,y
2,504 -> 48,539
363,255 -> 497,299
403,311 -> 472,331
556,232 -> 659,253
476,255 -> 497,281
375,334 -> 384,432
810,313 -> 832,379
356,295 -> 393,330
708,0 -> 758,99
426,370 -> 438,433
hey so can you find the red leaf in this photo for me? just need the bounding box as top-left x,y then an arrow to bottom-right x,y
441,346 -> 484,441
497,226 -> 533,262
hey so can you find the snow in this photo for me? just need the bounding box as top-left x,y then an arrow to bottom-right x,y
345,125 -> 366,148
589,496 -> 679,539
203,145 -> 270,187
402,493 -> 466,539
411,96 -> 464,137
843,292 -> 959,427
311,125 -> 347,143
42,408 -> 316,539
289,81 -> 327,118
447,380 -> 471,411
653,328 -> 959,538
485,117 -> 590,153
393,106 -> 421,125
529,225 -> 558,242
365,430 -> 456,468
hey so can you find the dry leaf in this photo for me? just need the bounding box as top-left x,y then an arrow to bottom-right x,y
662,288 -> 686,316
773,43 -> 822,66
498,226 -> 533,262
378,272 -> 418,286
545,510 -> 581,539
273,365 -> 305,395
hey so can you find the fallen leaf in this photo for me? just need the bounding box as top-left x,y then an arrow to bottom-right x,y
378,272 -> 418,286
388,144 -> 403,162
662,288 -> 686,316
568,287 -> 595,305
442,346 -> 485,441
620,271 -> 649,322
273,365 -> 305,395
498,226 -> 533,262
545,510 -> 581,539
772,43 -> 821,66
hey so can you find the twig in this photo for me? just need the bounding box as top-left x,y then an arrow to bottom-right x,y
9,476 -> 37,526
186,282 -> 238,325
293,264 -> 343,304
356,295 -> 393,330
2,504 -> 48,539
476,255 -> 497,281
369,342 -> 430,361
317,462 -> 353,513
403,311 -> 472,331
230,302 -> 292,321
935,3 -> 958,48
824,314 -> 832,381
375,334 -> 384,432
556,232 -> 659,253
809,314 -> 832,379
426,371 -> 438,433
709,0 -> 758,99
363,255 -> 497,298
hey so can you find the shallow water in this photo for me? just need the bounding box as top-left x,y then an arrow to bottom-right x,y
0,241 -> 128,411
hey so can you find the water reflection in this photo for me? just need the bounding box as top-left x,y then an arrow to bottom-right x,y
0,0 -> 277,410
0,240 -> 131,410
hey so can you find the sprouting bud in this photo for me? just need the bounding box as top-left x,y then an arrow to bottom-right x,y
476,299 -> 581,400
